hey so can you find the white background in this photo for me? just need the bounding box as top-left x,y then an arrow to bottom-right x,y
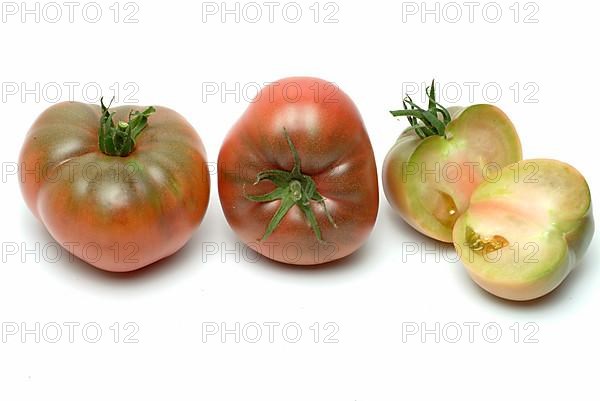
1,0 -> 598,400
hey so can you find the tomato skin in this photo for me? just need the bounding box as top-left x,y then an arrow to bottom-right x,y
383,104 -> 522,242
19,102 -> 210,272
218,77 -> 379,265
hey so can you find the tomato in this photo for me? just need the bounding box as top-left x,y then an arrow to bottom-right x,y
383,81 -> 522,242
19,100 -> 210,272
218,77 -> 379,265
452,159 -> 594,301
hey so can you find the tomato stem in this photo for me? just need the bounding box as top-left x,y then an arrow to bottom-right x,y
244,128 -> 337,242
389,79 -> 451,139
98,97 -> 156,157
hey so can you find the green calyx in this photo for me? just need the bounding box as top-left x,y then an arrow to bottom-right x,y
390,79 -> 452,139
244,129 -> 337,242
98,97 -> 156,157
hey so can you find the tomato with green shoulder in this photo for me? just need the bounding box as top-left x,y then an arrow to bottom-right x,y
383,81 -> 522,242
19,100 -> 210,272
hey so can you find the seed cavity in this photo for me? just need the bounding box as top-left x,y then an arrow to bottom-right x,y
466,226 -> 509,255
430,190 -> 459,228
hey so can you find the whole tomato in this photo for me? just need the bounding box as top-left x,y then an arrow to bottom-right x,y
383,81 -> 522,242
218,77 -> 379,265
19,100 -> 210,272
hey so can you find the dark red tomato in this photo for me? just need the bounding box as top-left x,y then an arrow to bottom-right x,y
218,77 -> 379,265
19,100 -> 210,272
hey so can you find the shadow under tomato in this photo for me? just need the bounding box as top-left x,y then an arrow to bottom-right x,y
384,205 -> 457,265
243,232 -> 378,278
20,208 -> 208,286
384,204 -> 452,245
384,204 -> 597,310
89,238 -> 198,280
455,240 -> 597,312
476,253 -> 594,310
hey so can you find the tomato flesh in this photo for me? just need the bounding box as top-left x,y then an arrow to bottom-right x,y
383,104 -> 522,242
453,159 -> 593,301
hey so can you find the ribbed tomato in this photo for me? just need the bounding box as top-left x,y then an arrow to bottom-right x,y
218,77 -> 379,265
19,100 -> 210,272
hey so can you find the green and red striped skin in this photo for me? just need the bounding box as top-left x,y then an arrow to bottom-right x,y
383,104 -> 522,242
218,77 -> 379,265
19,102 -> 210,272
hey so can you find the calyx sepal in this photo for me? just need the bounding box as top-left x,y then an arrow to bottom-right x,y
244,129 -> 337,242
